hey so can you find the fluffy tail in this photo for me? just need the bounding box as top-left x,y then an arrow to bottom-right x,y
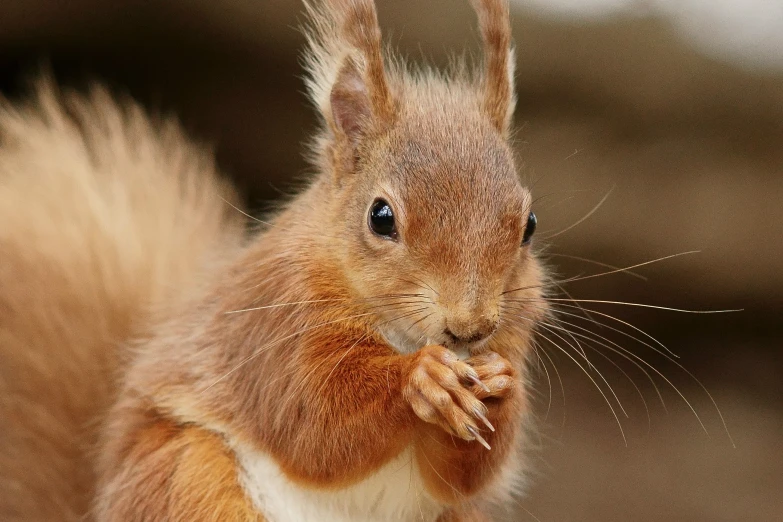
0,81 -> 244,521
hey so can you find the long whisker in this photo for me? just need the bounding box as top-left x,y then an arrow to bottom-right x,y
528,336 -> 554,421
552,281 -> 599,327
201,311 -> 379,392
512,303 -> 728,443
533,336 -> 566,428
545,301 -> 679,359
521,302 -> 668,410
219,195 -> 275,227
399,274 -> 440,298
505,303 -> 669,423
544,253 -> 648,281
219,197 -> 347,242
541,297 -> 742,314
315,307 -> 431,397
505,300 -> 670,410
524,317 -> 627,418
268,305 -> 430,411
225,293 -> 428,314
545,312 -> 667,413
542,316 -> 653,430
204,298 -> 435,393
405,313 -> 435,338
531,290 -> 599,370
509,298 -> 678,360
500,316 -> 556,420
536,350 -> 554,422
572,334 -> 653,433
543,321 -> 709,436
541,185 -> 615,240
534,327 -> 628,444
278,328 -> 374,421
503,251 -> 703,296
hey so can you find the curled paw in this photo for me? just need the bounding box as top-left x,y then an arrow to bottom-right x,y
465,351 -> 515,400
404,345 -> 494,449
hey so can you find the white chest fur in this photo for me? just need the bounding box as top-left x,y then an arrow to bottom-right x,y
233,444 -> 445,522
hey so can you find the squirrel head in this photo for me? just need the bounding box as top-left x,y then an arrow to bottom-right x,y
304,0 -> 544,355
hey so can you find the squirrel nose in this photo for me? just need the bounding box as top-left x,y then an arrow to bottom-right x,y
444,314 -> 498,344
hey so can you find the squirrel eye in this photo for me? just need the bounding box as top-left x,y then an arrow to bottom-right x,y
522,211 -> 537,246
369,199 -> 397,239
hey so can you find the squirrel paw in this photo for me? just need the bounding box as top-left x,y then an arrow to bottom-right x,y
404,345 -> 495,449
465,351 -> 515,400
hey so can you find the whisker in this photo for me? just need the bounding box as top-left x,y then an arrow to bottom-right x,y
504,304 -> 663,426
545,301 -> 679,359
258,301 -> 428,390
541,185 -> 615,240
546,312 -> 668,414
544,253 -> 648,281
542,313 -> 654,424
503,250 -> 703,296
542,297 -> 742,314
226,298 -> 347,314
544,321 -> 709,437
534,337 -> 567,428
522,302 -> 668,408
394,274 -> 440,299
577,338 -> 653,433
508,298 -> 678,360
511,304 -> 726,443
530,338 -> 554,421
499,316 -> 556,421
504,300 -> 670,410
552,281 -> 599,327
538,293 -> 597,369
200,308 -> 407,391
280,306 -> 430,414
536,321 -> 628,418
225,293 -> 427,315
219,195 -> 275,227
533,327 -> 628,445
316,307 -> 431,395
404,312 -> 435,338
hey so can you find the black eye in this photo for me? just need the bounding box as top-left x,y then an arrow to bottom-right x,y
522,211 -> 536,246
369,199 -> 397,239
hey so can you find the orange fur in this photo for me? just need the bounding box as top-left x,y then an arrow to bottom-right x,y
1,1 -> 546,520
95,406 -> 261,521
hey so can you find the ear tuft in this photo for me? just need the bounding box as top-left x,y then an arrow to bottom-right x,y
469,0 -> 516,136
303,1 -> 395,143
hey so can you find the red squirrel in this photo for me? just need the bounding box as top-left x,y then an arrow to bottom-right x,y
0,0 -> 548,520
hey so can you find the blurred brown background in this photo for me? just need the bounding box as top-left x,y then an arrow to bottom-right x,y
1,1 -> 780,520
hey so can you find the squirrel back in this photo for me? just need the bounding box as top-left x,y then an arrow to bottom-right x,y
0,81 -> 244,520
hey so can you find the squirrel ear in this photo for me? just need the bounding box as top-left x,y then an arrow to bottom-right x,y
329,57 -> 373,145
304,0 -> 396,163
470,0 -> 516,136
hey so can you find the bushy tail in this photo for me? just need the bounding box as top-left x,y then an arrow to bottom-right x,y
0,80 -> 244,521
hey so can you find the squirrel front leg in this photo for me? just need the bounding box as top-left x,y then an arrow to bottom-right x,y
256,341 -> 497,492
409,349 -> 524,503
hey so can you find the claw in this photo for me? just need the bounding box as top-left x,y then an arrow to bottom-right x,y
473,407 -> 495,432
467,426 -> 491,450
468,374 -> 491,393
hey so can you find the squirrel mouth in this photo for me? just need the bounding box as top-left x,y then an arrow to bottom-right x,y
427,336 -> 491,361
378,324 -> 493,358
